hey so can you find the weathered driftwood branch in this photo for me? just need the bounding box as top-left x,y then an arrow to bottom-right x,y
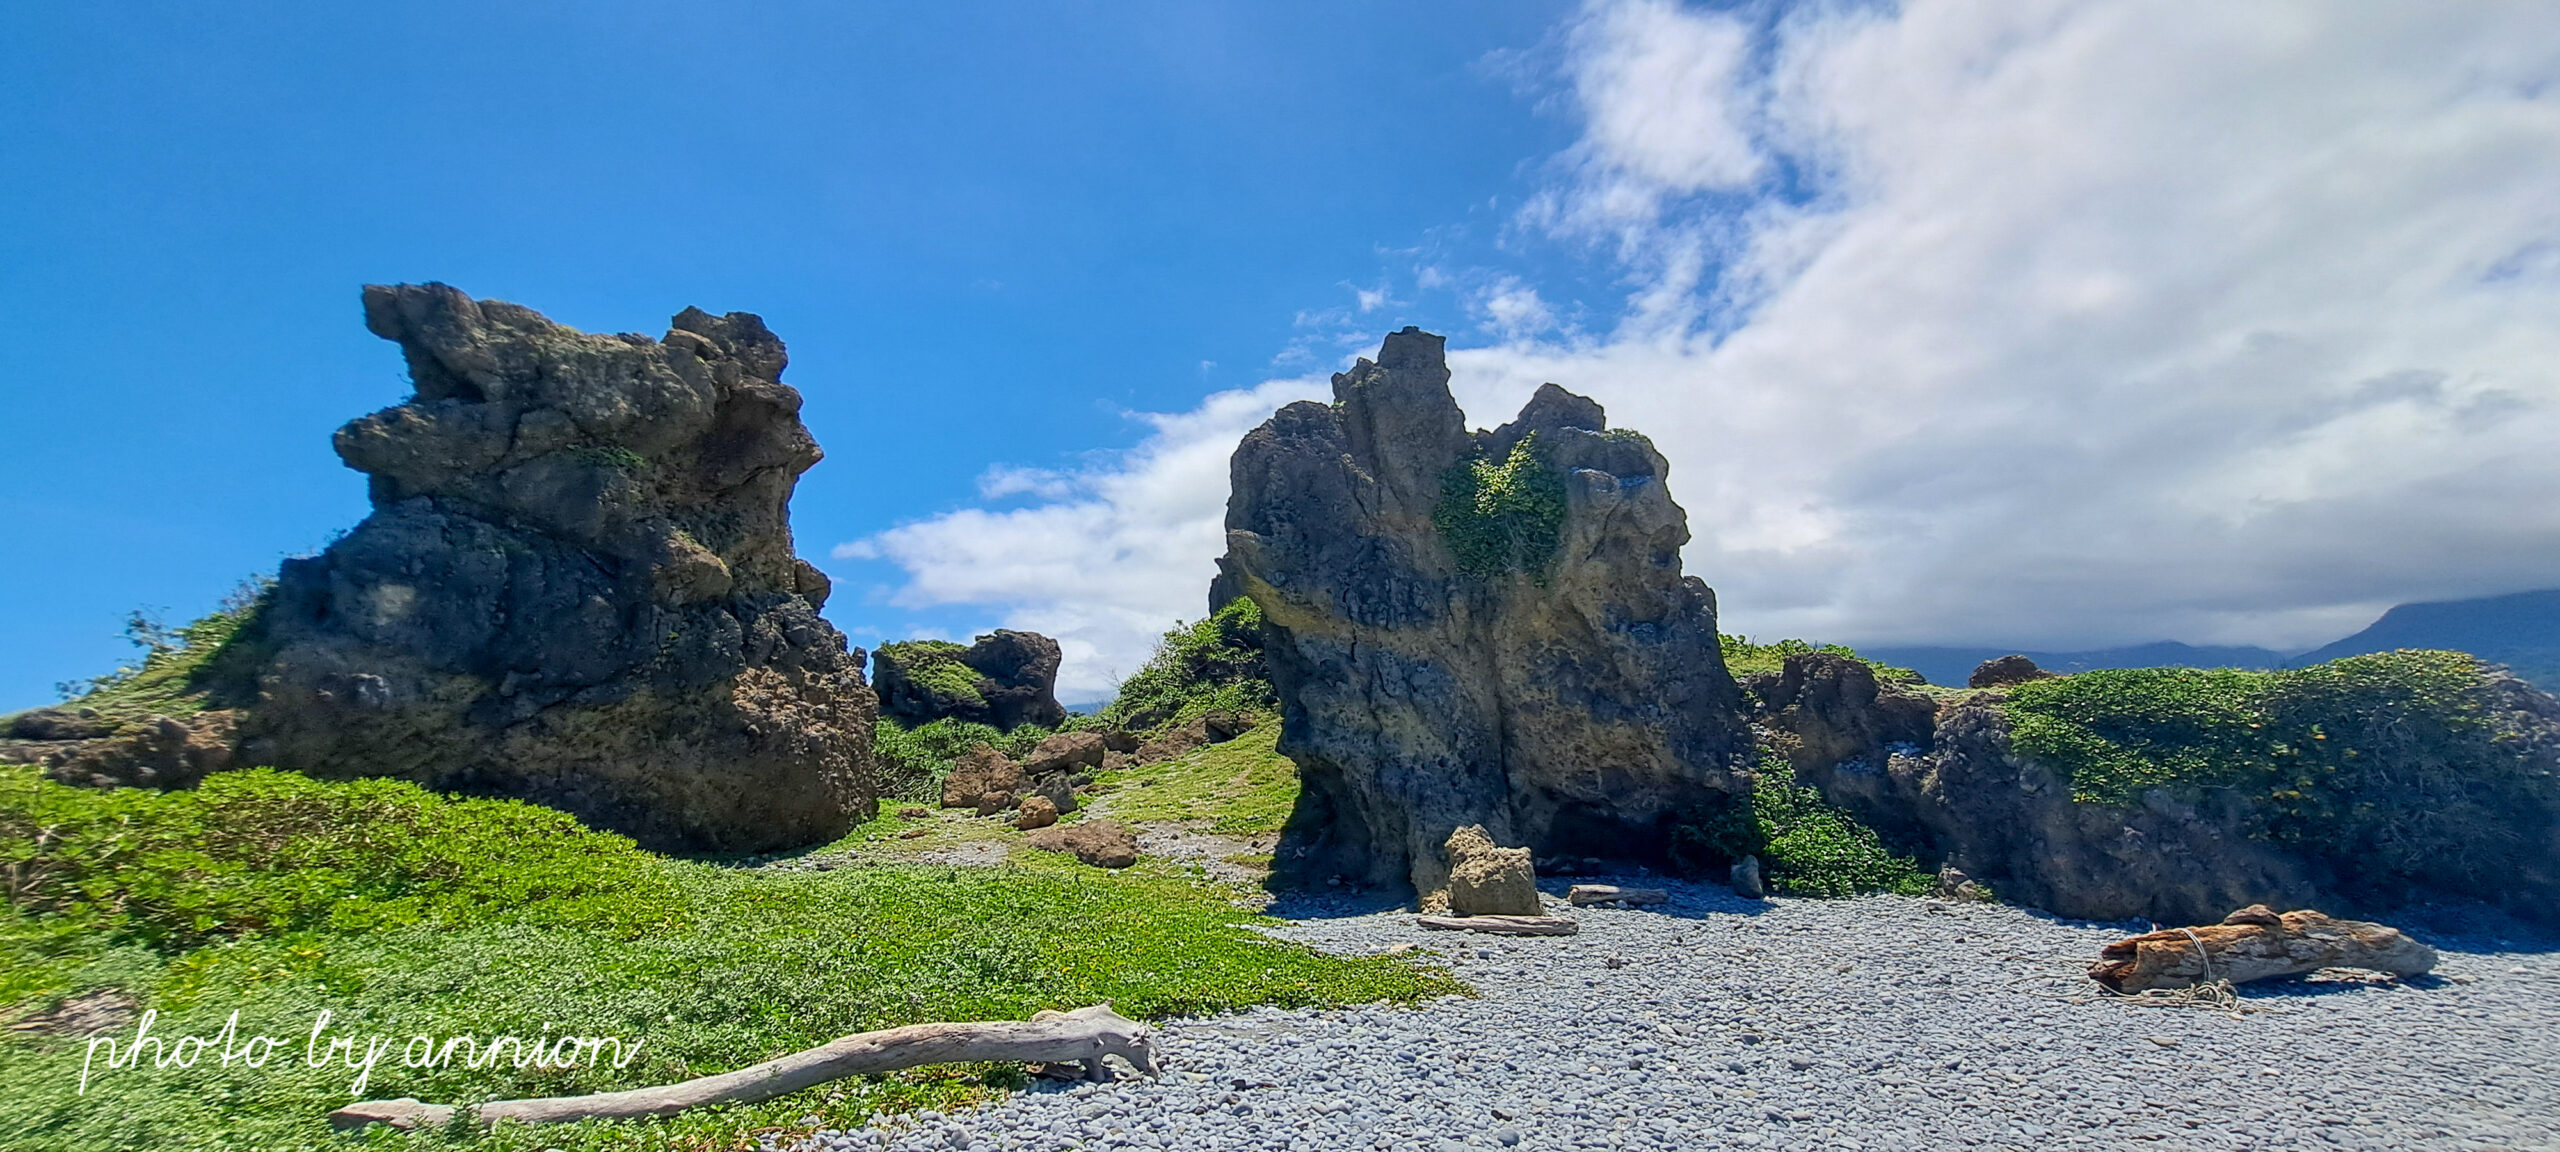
328,1004 -> 1158,1131
1566,885 -> 1667,907
2088,905 -> 2438,993
1416,914 -> 1578,936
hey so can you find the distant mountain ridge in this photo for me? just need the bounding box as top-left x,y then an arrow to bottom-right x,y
1862,587 -> 2560,691
2294,588 -> 2560,689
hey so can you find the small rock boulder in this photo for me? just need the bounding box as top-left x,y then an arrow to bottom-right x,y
1133,710 -> 1251,764
1968,655 -> 2055,689
6,708 -> 115,742
1024,771 -> 1079,816
1445,825 -> 1542,917
1022,731 -> 1107,776
1097,730 -> 1143,754
1014,795 -> 1060,830
1025,820 -> 1140,869
941,745 -> 1025,809
1730,855 -> 1766,899
45,711 -> 239,790
975,790 -> 1017,817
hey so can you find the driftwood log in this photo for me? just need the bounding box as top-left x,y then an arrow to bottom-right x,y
1566,885 -> 1668,908
1415,914 -> 1579,936
328,1004 -> 1158,1131
2088,905 -> 2438,993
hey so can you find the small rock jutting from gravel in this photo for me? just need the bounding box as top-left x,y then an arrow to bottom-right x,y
784,878 -> 2559,1152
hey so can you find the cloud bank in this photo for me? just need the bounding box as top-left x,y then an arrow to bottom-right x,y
845,0 -> 2560,696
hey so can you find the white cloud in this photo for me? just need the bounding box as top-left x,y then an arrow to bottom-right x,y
1474,276 -> 1559,339
849,0 -> 2560,693
837,377 -> 1326,698
1489,0 -> 2560,651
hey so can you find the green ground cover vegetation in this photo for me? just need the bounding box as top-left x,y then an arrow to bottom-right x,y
0,767 -> 1456,1152
2002,649 -> 2560,897
1090,721 -> 1299,837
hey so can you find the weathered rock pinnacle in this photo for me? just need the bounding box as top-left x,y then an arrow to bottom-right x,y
1213,327 -> 1750,901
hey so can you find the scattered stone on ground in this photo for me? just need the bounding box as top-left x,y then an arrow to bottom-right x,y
1023,732 -> 1107,775
41,711 -> 238,789
1934,865 -> 1991,903
1442,825 -> 1541,917
1024,821 -> 1140,869
1014,796 -> 1059,831
942,746 -> 1026,809
793,882 -> 2560,1152
1132,711 -> 1250,766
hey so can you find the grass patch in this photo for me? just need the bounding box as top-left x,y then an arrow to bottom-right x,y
1098,599 -> 1273,736
1093,722 -> 1300,837
0,767 -> 1457,1151
40,583 -> 271,722
1431,433 -> 1565,582
2003,649 -> 2560,899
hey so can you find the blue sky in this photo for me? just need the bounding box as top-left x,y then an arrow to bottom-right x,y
0,1 -> 1592,707
8,1 -> 2560,707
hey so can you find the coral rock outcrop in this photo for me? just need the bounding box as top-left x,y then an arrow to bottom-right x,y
218,283 -> 875,852
1213,327 -> 1749,898
874,631 -> 1067,731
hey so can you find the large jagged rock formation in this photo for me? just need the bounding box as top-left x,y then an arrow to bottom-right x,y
1759,650 -> 2560,924
874,630 -> 1067,731
1213,327 -> 1749,900
210,283 -> 874,853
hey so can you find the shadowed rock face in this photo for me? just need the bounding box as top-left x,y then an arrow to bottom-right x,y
231,283 -> 875,853
1213,327 -> 1750,900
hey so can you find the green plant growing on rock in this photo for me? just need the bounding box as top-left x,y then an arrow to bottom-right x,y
1667,761 -> 1932,899
2003,650 -> 2560,900
878,640 -> 987,708
1100,598 -> 1273,735
1432,433 -> 1566,581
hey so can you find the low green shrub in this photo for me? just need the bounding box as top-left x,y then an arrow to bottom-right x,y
0,766 -> 682,959
1100,598 -> 1273,735
1432,434 -> 1565,581
2004,649 -> 2560,897
1668,766 -> 1932,899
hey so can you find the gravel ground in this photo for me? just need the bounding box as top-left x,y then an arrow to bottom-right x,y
787,879 -> 2560,1152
